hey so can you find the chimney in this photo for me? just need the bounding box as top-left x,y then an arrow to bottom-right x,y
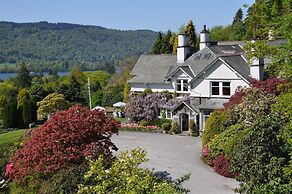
177,34 -> 191,63
250,57 -> 265,80
199,25 -> 210,50
249,40 -> 265,80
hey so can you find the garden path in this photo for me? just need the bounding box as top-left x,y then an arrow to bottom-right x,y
112,132 -> 239,194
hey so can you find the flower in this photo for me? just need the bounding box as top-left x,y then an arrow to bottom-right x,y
4,163 -> 13,177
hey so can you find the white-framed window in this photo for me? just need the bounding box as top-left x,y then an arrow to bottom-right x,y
211,81 -> 231,96
176,79 -> 189,92
166,110 -> 172,119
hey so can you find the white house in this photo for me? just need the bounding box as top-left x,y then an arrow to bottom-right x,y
128,25 -> 278,134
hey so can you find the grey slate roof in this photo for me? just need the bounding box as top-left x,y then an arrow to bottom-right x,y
220,55 -> 251,81
129,44 -> 253,85
129,54 -> 177,84
183,47 -> 217,76
196,98 -> 229,110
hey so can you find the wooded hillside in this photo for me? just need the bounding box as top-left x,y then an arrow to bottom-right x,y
0,21 -> 157,72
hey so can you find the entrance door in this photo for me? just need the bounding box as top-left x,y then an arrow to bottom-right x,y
181,113 -> 189,131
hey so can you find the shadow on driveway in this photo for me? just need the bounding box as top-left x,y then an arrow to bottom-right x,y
112,131 -> 238,194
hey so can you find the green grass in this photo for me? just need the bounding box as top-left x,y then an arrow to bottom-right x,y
114,117 -> 127,123
0,129 -> 26,146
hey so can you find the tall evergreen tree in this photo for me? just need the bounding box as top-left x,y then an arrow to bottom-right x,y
151,32 -> 163,54
16,63 -> 31,88
232,8 -> 243,25
185,20 -> 197,48
161,30 -> 173,54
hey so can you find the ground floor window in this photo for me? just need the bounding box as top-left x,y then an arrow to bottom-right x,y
166,110 -> 172,119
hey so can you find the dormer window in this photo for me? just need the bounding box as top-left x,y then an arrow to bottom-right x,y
211,81 -> 230,96
176,79 -> 189,92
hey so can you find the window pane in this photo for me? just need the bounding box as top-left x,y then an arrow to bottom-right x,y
212,87 -> 219,95
223,87 -> 230,95
212,82 -> 219,86
177,83 -> 181,91
183,80 -> 188,91
222,82 -> 230,95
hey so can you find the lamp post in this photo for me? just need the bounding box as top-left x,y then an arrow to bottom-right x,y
88,77 -> 92,109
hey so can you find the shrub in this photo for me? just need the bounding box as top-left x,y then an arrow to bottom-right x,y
202,111 -> 229,146
214,155 -> 234,178
171,121 -> 179,134
139,120 -> 148,127
201,146 -> 213,166
125,93 -> 172,122
162,123 -> 171,132
189,119 -> 198,137
250,77 -> 287,95
78,147 -> 190,194
209,124 -> 249,159
39,164 -> 88,194
227,88 -> 275,127
10,105 -> 119,180
231,114 -> 289,193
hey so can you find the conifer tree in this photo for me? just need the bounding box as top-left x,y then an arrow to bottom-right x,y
185,20 -> 197,48
151,32 -> 163,54
232,8 -> 243,25
16,63 -> 31,88
161,30 -> 173,54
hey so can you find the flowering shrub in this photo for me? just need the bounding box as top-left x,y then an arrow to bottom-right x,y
10,105 -> 119,180
214,155 -> 234,178
201,146 -> 213,166
125,93 -> 172,122
4,163 -> 13,177
120,123 -> 161,133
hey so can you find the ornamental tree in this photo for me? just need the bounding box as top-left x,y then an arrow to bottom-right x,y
125,92 -> 172,122
37,93 -> 70,120
10,105 -> 119,180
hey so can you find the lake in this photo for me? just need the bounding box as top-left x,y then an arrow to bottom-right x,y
0,72 -> 69,80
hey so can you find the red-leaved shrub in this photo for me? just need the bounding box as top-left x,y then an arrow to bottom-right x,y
250,77 -> 286,95
214,155 -> 234,178
224,87 -> 246,110
10,105 -> 119,180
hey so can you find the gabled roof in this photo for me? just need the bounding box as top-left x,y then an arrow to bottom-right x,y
129,44 -> 252,85
196,98 -> 229,110
220,55 -> 251,82
129,54 -> 177,84
171,100 -> 199,114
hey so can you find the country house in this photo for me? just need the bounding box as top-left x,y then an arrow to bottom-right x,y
128,25 -> 280,134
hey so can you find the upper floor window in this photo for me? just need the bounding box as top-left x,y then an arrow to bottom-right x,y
211,81 -> 231,96
176,79 -> 189,92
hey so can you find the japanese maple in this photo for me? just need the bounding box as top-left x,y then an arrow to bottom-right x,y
10,105 -> 119,180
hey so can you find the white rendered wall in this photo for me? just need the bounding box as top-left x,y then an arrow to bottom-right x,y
130,83 -> 174,93
190,60 -> 249,98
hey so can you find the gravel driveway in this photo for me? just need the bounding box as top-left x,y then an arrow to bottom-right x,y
112,131 -> 238,194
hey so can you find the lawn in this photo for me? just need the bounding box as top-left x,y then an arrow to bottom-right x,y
0,129 -> 26,146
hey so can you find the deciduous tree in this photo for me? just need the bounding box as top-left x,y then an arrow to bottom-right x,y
10,105 -> 119,180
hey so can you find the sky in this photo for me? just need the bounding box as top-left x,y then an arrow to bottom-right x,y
0,0 -> 255,32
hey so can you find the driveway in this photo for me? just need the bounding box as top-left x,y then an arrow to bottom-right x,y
112,132 -> 238,194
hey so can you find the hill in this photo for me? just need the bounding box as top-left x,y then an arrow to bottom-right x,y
0,21 -> 157,72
